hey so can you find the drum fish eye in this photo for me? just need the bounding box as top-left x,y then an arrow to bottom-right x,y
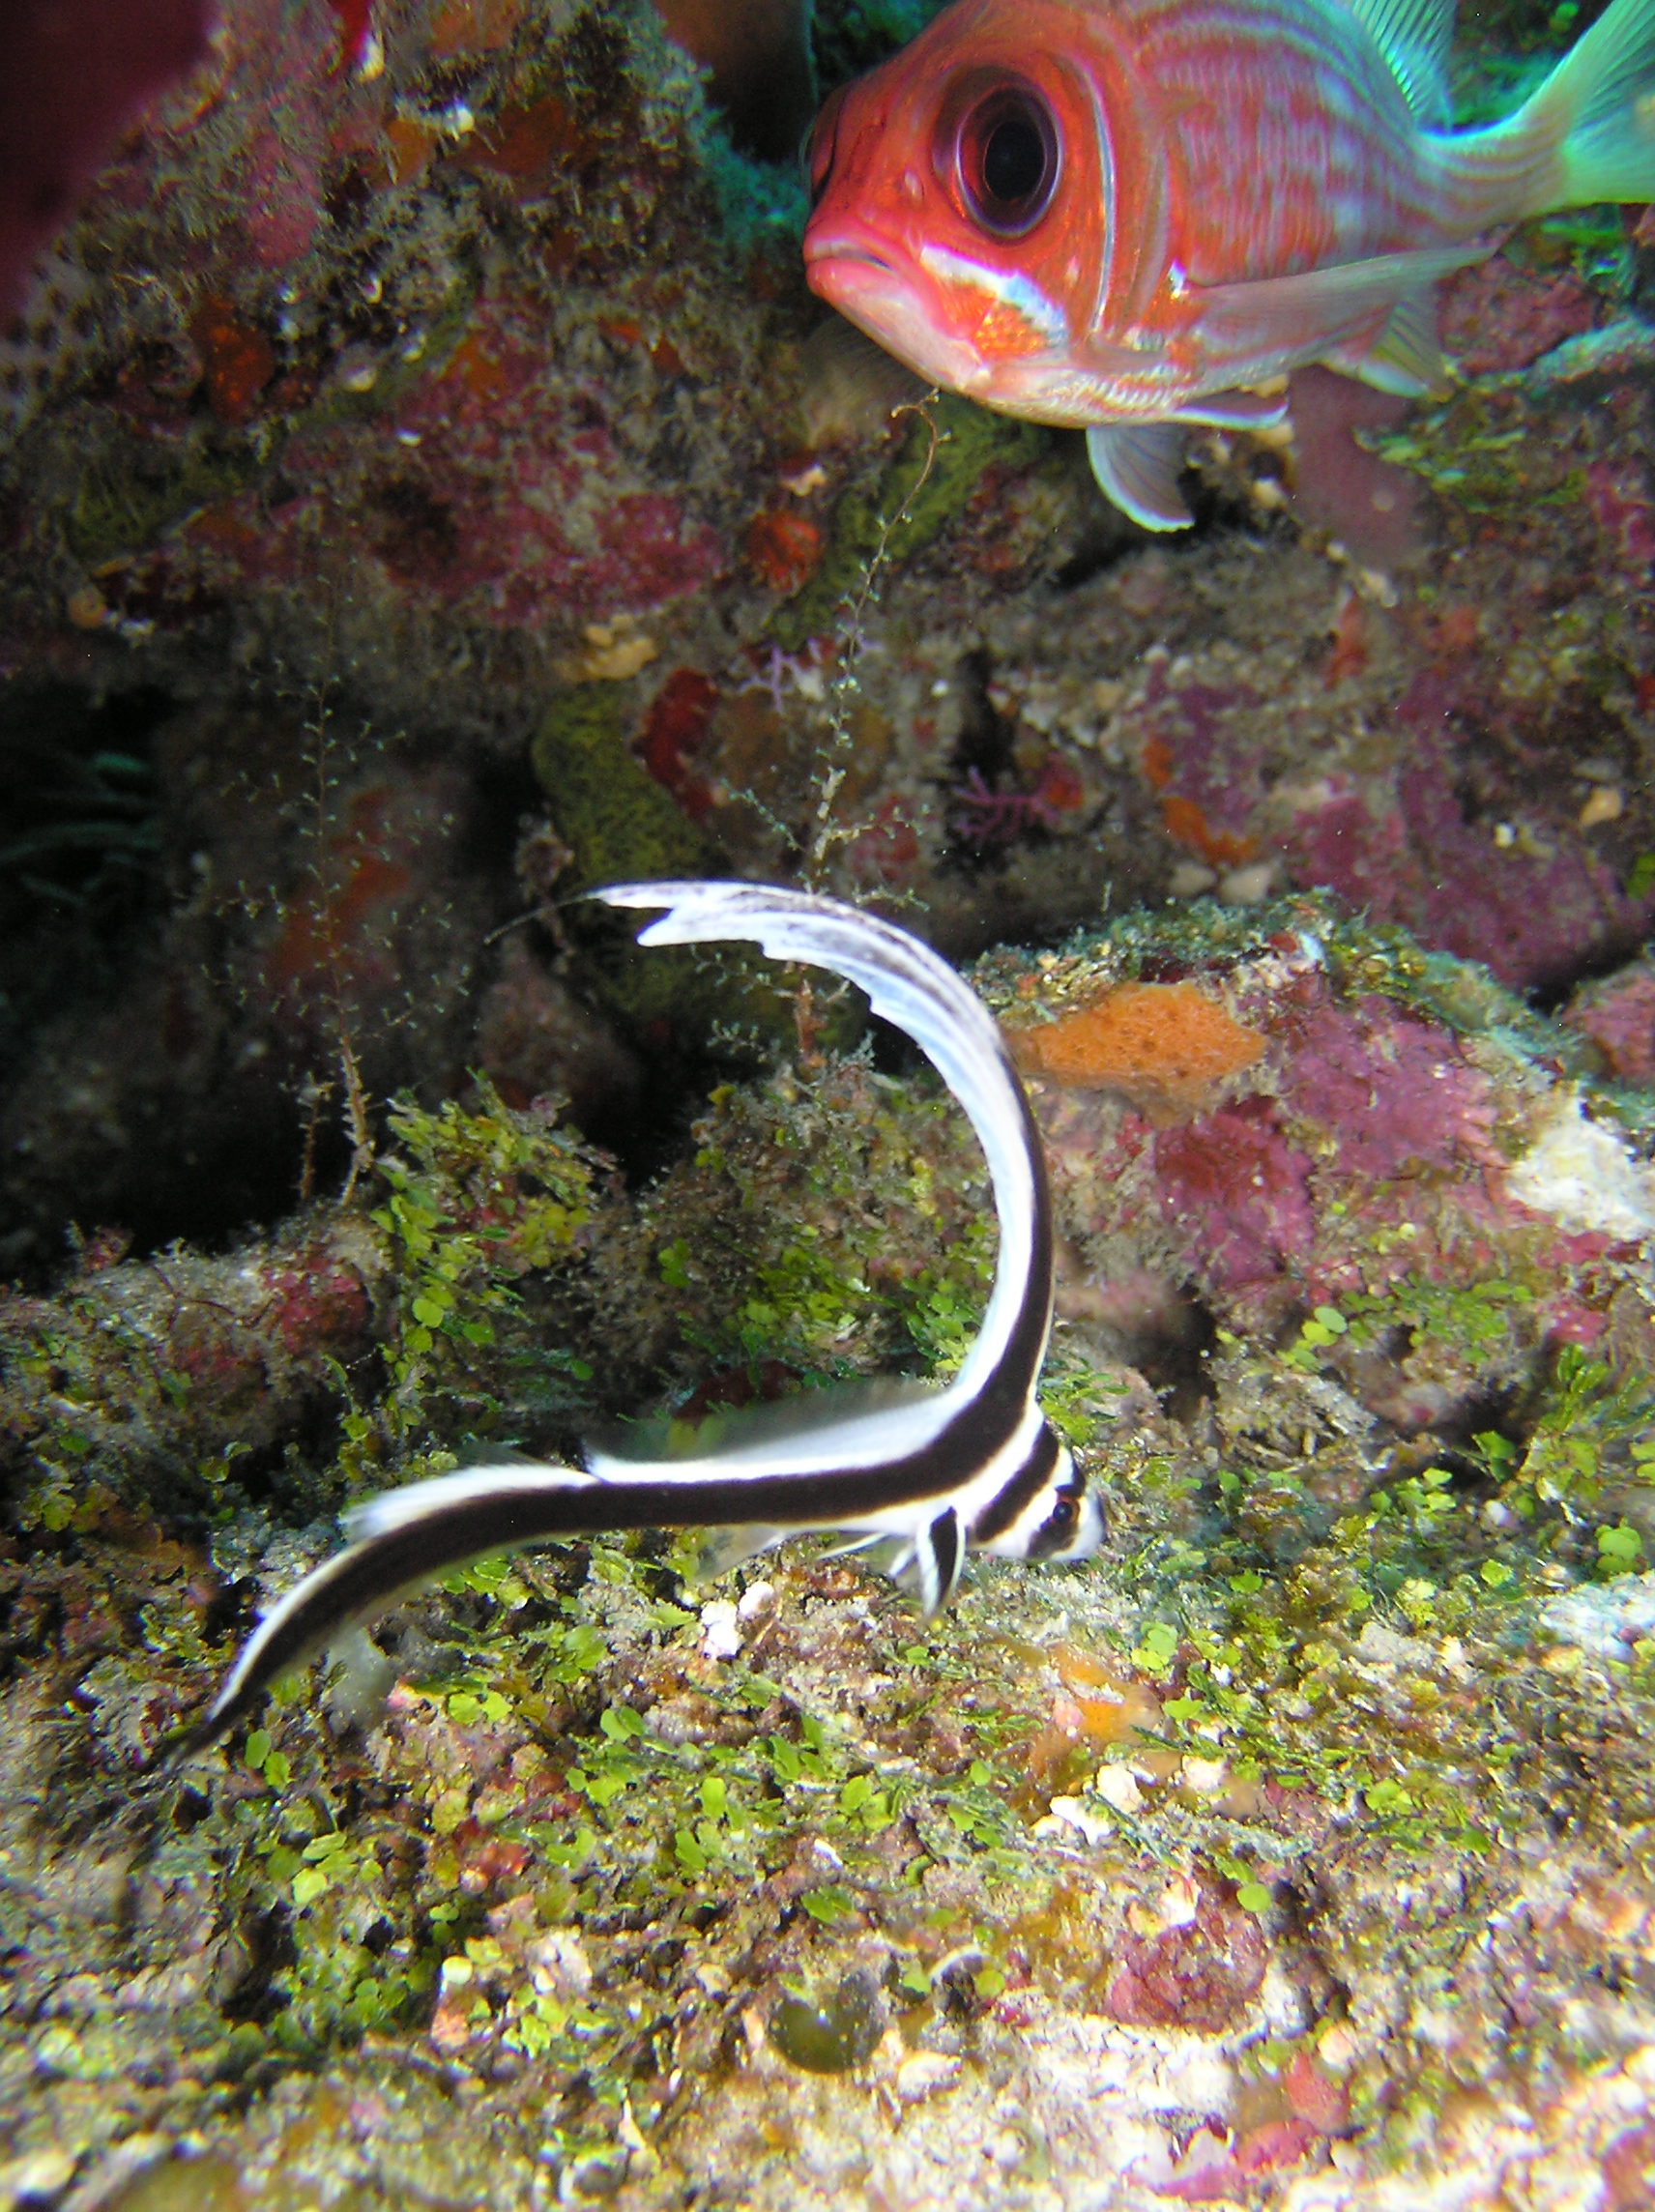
948,78 -> 1060,238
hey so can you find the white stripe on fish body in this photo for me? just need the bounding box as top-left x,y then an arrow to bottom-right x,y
190,881 -> 1102,1748
916,245 -> 1072,348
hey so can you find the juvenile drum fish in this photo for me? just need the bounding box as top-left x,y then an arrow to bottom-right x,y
194,882 -> 1102,1746
802,0 -> 1655,528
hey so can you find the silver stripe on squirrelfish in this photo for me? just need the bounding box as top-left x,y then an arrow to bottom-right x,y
192,882 -> 1104,1746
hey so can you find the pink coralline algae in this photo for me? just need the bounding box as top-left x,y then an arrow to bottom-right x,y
1276,1000 -> 1502,1182
1585,458 -> 1655,580
1010,916 -> 1655,1412
1101,1877 -> 1267,2031
1564,959 -> 1655,1085
257,293 -> 727,627
1133,649 -> 1263,867
1438,254 -> 1599,377
1282,679 -> 1653,992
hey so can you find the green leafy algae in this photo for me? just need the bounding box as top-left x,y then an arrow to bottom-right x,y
769,393 -> 1050,650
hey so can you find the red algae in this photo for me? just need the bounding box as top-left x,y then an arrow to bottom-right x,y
639,667 -> 718,819
190,296 -> 276,426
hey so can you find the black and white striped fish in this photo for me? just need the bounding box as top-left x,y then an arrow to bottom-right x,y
193,881 -> 1102,1746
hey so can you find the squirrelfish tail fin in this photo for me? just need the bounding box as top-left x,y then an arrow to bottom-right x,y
1445,0 -> 1655,221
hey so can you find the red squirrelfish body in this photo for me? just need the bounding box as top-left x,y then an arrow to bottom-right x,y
803,0 -> 1655,527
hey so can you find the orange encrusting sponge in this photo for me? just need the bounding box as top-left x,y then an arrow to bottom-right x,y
1008,980 -> 1265,1121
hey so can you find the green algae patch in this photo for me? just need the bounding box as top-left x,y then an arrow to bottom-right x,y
530,682 -> 712,895
529,685 -> 864,1057
1357,373 -> 1586,518
59,422 -> 267,568
770,393 -> 1050,650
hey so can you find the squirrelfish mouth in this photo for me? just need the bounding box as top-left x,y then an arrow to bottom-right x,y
801,218 -> 896,273
803,242 -> 892,274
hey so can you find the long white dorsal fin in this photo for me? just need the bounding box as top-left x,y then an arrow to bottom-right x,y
1086,422 -> 1194,531
1340,0 -> 1454,125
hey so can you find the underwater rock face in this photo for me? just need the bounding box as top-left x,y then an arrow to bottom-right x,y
654,0 -> 817,160
4,0 -> 1655,2202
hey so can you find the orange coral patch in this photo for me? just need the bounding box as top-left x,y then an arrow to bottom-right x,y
191,298 -> 275,426
1140,734 -> 1175,790
745,508 -> 823,595
1009,980 -> 1264,1121
1158,793 -> 1256,867
384,115 -> 436,185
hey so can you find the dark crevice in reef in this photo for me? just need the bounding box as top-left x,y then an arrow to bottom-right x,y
1139,1282 -> 1221,1423
1529,932 -> 1655,1015
0,680 -> 174,1078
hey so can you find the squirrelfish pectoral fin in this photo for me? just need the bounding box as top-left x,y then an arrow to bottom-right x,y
1190,245 -> 1491,368
1086,422 -> 1194,531
1324,292 -> 1451,397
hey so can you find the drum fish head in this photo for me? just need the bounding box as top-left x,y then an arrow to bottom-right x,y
802,0 -> 1120,419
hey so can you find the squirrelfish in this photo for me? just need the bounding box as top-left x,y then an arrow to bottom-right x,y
193,882 -> 1101,1747
802,0 -> 1655,528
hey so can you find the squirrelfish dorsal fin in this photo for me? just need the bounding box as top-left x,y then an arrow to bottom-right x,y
1340,0 -> 1455,126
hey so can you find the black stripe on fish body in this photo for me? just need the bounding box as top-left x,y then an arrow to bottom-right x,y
921,1507 -> 964,1615
191,1428 -> 1020,1748
969,1419 -> 1062,1547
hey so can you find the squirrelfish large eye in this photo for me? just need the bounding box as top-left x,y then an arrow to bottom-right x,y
949,78 -> 1060,238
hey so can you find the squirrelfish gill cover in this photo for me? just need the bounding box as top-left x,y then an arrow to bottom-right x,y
802,0 -> 1655,528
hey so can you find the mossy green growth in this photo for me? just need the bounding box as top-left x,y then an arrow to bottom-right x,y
638,1060 -> 1002,1390
362,1078 -> 603,1457
1487,1340 -> 1653,1522
530,684 -> 864,1057
57,421 -> 266,566
1357,378 -> 1583,516
1281,1278 -> 1535,1377
769,393 -> 1050,650
531,682 -> 711,895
